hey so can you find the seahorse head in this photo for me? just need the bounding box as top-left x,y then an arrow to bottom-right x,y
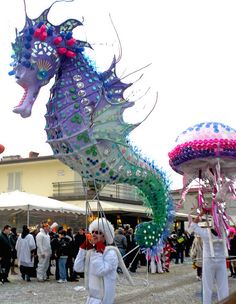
10,2 -> 88,118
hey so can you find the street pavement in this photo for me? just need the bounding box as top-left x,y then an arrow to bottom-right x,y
0,258 -> 236,304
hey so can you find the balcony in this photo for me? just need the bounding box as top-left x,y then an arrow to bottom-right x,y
52,181 -> 142,205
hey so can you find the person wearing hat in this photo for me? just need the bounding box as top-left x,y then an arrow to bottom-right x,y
190,210 -> 229,304
74,217 -> 133,304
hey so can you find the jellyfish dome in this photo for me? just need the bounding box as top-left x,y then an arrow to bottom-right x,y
168,122 -> 236,178
168,122 -> 236,238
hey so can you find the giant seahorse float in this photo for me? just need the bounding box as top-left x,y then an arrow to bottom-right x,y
10,1 -> 174,251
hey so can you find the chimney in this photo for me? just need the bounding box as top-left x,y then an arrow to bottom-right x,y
29,151 -> 39,158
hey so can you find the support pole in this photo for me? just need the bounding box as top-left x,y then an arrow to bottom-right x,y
27,205 -> 30,227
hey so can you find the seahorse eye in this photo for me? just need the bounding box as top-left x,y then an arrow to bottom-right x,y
37,69 -> 48,80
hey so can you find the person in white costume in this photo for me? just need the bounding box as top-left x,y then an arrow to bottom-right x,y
36,222 -> 52,282
74,218 -> 133,304
15,225 -> 36,281
190,210 -> 229,304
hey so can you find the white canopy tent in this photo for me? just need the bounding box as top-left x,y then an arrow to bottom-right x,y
68,200 -> 188,220
0,190 -> 85,229
68,200 -> 150,216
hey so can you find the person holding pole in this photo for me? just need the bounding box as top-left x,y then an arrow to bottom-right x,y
190,209 -> 229,304
74,217 -> 133,304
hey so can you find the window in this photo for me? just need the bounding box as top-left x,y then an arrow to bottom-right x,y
8,172 -> 22,191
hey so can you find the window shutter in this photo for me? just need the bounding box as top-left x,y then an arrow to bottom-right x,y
8,173 -> 14,191
15,172 -> 22,191
7,172 -> 22,191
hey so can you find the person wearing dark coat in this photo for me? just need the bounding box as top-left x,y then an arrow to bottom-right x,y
0,225 -> 12,282
74,228 -> 86,278
175,229 -> 186,264
50,232 -> 60,280
9,227 -> 18,275
184,230 -> 194,258
228,227 -> 236,278
65,227 -> 77,281
30,228 -> 39,278
56,230 -> 71,283
125,228 -> 139,273
74,228 -> 86,256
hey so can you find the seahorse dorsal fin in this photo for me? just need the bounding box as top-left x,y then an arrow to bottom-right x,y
23,1 -> 56,30
22,0 -> 83,33
55,19 -> 83,34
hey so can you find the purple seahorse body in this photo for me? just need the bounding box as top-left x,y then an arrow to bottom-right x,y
10,3 -> 174,250
45,55 -> 133,181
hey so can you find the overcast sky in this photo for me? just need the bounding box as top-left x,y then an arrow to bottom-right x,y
1,0 -> 236,190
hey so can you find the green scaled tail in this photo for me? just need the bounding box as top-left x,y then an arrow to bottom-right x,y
93,58 -> 175,250
117,145 -> 175,249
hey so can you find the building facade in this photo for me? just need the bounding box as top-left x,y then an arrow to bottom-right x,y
2,153 -> 234,230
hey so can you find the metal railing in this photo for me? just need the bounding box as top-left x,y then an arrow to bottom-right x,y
52,181 -> 140,202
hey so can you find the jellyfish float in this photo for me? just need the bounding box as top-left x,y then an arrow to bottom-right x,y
168,122 -> 236,247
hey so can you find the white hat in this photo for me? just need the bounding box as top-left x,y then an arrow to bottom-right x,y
89,218 -> 114,245
50,222 -> 58,230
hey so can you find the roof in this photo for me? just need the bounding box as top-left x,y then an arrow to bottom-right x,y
0,190 -> 85,214
0,155 -> 55,165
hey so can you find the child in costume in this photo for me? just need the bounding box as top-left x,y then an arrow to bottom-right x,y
74,218 -> 133,304
163,238 -> 176,272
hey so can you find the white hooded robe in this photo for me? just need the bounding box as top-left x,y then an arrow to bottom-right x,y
74,246 -> 118,304
191,222 -> 229,304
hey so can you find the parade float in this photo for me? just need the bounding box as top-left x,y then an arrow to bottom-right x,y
9,0 -> 175,263
168,122 -> 236,254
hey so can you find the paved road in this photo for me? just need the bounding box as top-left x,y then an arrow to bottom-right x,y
0,259 -> 235,303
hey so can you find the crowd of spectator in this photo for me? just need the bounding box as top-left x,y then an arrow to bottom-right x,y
0,222 -> 87,283
1,220 -> 235,287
